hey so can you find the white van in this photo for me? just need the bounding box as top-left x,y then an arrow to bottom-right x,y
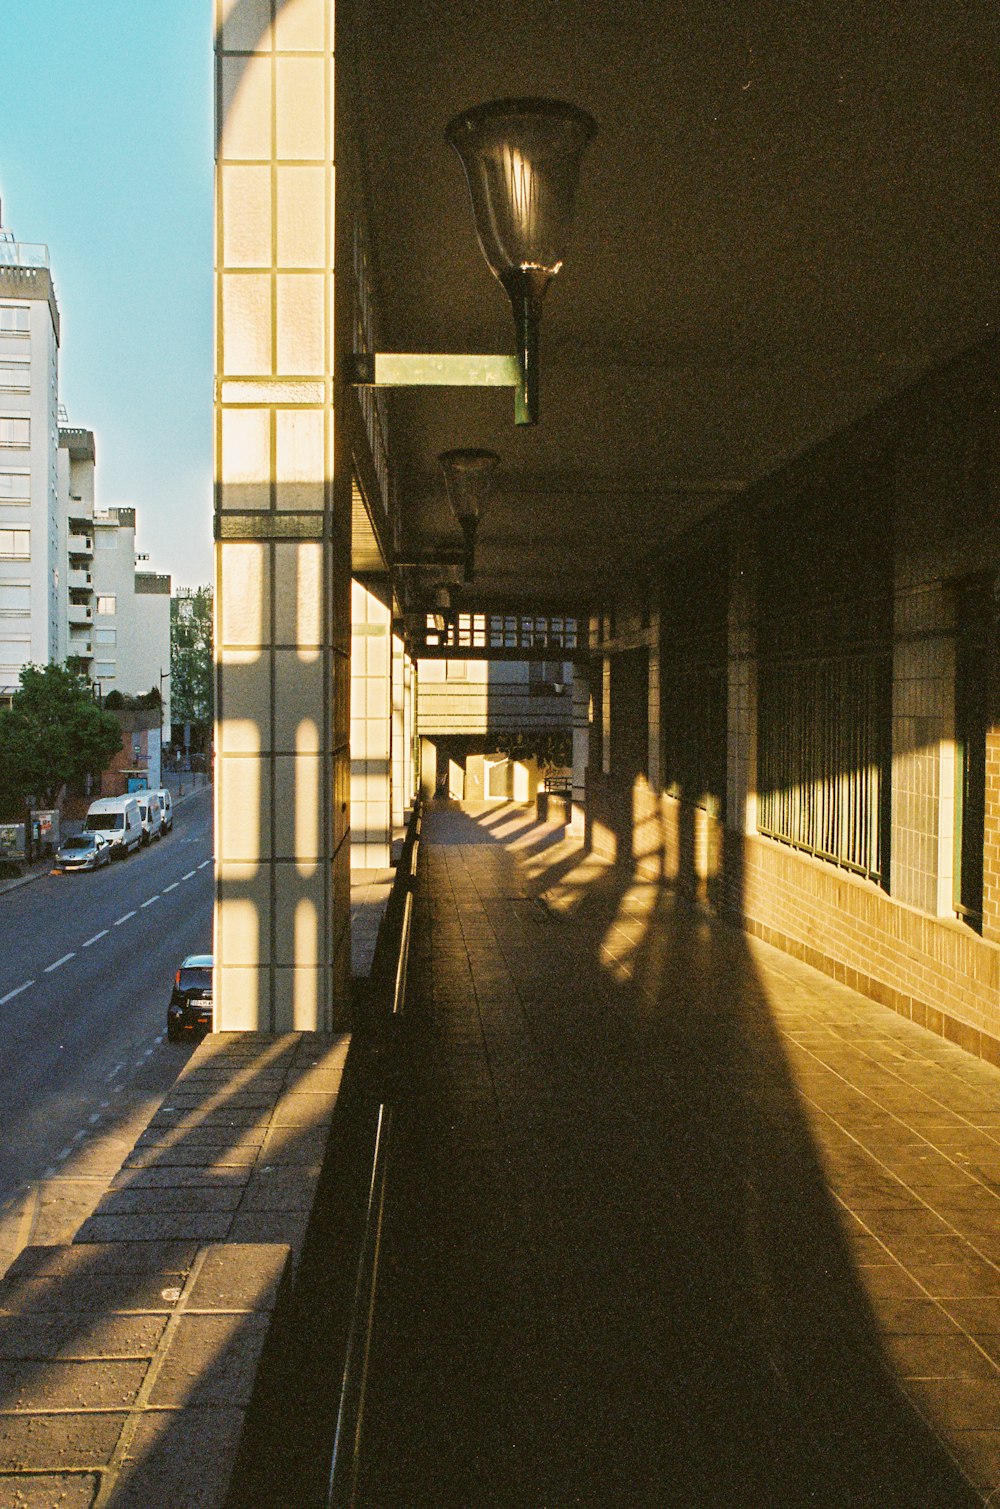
83,796 -> 144,858
136,792 -> 164,845
154,787 -> 173,834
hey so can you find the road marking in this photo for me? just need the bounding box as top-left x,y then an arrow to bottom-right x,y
88,1112 -> 101,1124
83,930 -> 108,948
44,953 -> 75,974
72,1130 -> 86,1143
0,980 -> 34,1005
198,860 -> 211,870
104,1063 -> 124,1083
141,896 -> 160,908
182,870 -> 196,881
56,1147 -> 72,1162
114,911 -> 137,926
163,882 -> 179,893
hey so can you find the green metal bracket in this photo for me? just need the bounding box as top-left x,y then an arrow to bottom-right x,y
349,352 -> 530,426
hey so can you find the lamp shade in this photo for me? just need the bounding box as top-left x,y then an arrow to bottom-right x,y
446,98 -> 596,424
438,448 -> 499,524
438,448 -> 499,582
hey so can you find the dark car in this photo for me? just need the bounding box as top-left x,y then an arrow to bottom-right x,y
53,833 -> 112,872
167,954 -> 214,1041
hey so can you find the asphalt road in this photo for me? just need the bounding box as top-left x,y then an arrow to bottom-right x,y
0,784 -> 213,1206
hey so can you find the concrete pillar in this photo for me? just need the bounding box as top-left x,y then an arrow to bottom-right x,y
984,579 -> 1000,944
214,0 -> 350,1030
351,581 -> 392,868
570,665 -> 589,836
404,655 -> 416,809
726,525 -> 758,836
391,632 -> 406,829
890,578 -> 956,916
601,656 -> 612,775
647,608 -> 661,791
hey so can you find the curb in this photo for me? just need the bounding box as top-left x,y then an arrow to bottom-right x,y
0,783 -> 212,898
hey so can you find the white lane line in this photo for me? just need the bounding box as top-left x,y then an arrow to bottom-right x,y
114,911 -> 137,926
182,870 -> 196,881
83,930 -> 108,948
72,1129 -> 86,1143
44,953 -> 75,974
104,1063 -> 124,1083
88,1112 -> 101,1124
0,980 -> 34,1005
163,882 -> 179,893
198,860 -> 211,870
56,1147 -> 72,1162
141,896 -> 160,908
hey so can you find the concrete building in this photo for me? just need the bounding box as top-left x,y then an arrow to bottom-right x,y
90,505 -> 171,729
0,218 -> 60,694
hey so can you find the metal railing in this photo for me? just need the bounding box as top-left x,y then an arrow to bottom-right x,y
328,801 -> 421,1508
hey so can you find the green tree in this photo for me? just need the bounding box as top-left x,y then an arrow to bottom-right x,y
0,663 -> 122,814
171,586 -> 213,735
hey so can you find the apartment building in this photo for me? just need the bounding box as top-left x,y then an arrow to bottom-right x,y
0,219 -> 60,693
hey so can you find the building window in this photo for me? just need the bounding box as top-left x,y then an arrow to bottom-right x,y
94,627 -> 116,646
96,595 -> 116,615
0,471 -> 29,502
0,417 -> 30,447
94,661 -> 116,678
445,659 -> 467,680
0,306 -> 30,334
954,578 -> 988,932
0,583 -> 29,615
0,362 -> 29,392
0,529 -> 30,558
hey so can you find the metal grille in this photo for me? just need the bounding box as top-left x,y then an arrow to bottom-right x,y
421,612 -> 577,651
757,652 -> 889,883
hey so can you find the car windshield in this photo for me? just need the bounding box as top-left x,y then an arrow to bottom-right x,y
178,968 -> 212,992
85,813 -> 123,831
62,837 -> 94,850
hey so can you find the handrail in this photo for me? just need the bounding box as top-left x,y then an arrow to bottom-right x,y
327,801 -> 421,1508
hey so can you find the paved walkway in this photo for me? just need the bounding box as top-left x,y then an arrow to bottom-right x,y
358,801 -> 1000,1507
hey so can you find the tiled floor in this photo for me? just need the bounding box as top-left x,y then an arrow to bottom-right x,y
358,801 -> 1000,1507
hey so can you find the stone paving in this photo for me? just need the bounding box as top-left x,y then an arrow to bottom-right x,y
358,801 -> 1000,1507
0,1030 -> 349,1507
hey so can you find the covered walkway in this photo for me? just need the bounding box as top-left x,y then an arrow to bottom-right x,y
358,802 -> 1000,1507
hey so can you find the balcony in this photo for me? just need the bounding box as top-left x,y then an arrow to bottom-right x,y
67,603 -> 93,626
68,569 -> 92,592
68,534 -> 93,557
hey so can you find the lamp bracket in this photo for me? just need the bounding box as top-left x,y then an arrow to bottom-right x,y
349,352 -> 530,425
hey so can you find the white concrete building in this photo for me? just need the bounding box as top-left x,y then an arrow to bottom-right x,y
90,506 -> 171,730
0,220 -> 60,694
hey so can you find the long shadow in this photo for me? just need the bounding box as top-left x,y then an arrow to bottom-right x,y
353,797 -> 979,1507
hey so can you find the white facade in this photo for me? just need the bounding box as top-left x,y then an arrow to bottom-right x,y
0,226 -> 60,692
90,508 -> 171,730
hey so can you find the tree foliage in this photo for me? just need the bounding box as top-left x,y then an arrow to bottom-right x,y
171,586 -> 213,730
494,729 -> 573,772
0,663 -> 122,813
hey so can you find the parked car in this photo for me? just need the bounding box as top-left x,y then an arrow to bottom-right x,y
167,954 -> 214,1042
136,792 -> 164,845
53,832 -> 112,872
83,796 -> 143,858
154,788 -> 174,834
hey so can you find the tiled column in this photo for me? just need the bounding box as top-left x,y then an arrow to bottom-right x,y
647,609 -> 661,791
214,0 -> 351,1030
890,580 -> 956,917
570,666 -> 589,836
350,581 -> 392,867
726,524 -> 757,835
391,632 -> 406,829
404,655 -> 416,810
982,579 -> 1000,944
601,656 -> 612,775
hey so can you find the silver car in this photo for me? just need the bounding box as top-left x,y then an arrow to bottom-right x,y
53,833 -> 112,872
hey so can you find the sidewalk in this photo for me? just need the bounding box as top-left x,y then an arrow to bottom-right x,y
356,801 -> 1000,1507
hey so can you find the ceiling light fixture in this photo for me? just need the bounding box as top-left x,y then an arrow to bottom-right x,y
438,448 -> 499,581
350,98 -> 596,426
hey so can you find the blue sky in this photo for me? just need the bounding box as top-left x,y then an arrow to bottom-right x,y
1,1 -> 214,588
